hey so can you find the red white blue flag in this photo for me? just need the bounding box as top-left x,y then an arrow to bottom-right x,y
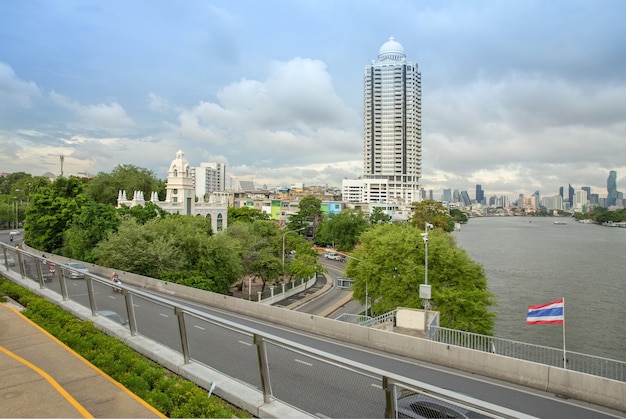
527,298 -> 564,325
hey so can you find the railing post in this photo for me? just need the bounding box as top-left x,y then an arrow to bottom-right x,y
58,267 -> 69,300
35,258 -> 45,289
16,249 -> 25,278
123,289 -> 138,336
175,306 -> 191,364
254,333 -> 273,403
85,276 -> 97,316
383,376 -> 394,419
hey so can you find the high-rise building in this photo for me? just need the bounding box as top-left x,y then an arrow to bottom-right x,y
362,37 -> 422,204
459,191 -> 471,206
559,186 -> 563,198
475,184 -> 484,204
581,186 -> 591,201
442,189 -> 452,203
193,162 -> 226,198
568,184 -> 575,208
607,170 -> 617,206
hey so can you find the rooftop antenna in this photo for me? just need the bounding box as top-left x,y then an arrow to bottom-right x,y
60,155 -> 65,177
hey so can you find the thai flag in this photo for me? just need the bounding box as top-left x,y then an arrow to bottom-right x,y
527,298 -> 564,325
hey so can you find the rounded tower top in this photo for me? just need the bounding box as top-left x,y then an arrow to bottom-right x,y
378,37 -> 406,62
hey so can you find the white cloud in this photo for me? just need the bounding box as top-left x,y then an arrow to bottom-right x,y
50,91 -> 134,131
0,62 -> 41,108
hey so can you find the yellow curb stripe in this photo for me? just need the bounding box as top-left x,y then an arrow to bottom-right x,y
2,305 -> 166,418
0,344 -> 93,418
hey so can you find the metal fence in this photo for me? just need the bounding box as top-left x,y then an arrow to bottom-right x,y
1,243 -> 527,418
431,326 -> 626,382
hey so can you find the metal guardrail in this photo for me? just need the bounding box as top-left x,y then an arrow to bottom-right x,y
431,326 -> 626,382
0,243 -> 528,418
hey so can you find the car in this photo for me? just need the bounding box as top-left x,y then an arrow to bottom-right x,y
63,262 -> 90,279
9,230 -> 21,236
324,252 -> 343,261
393,393 -> 489,419
0,254 -> 16,266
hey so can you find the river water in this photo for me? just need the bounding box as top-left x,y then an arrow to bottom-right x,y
452,216 -> 625,361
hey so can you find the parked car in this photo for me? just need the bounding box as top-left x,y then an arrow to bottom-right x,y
393,393 -> 489,419
9,230 -> 21,236
324,252 -> 343,261
1,254 -> 16,266
63,262 -> 90,279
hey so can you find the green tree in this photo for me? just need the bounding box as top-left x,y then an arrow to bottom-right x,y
0,171 -> 31,195
94,217 -> 182,278
117,201 -> 169,225
370,207 -> 392,225
226,220 -> 283,291
315,209 -> 369,251
84,164 -> 164,206
449,208 -> 468,224
228,206 -> 270,223
410,200 -> 455,232
63,200 -> 121,262
345,223 -> 495,335
24,177 -> 88,253
286,195 -> 322,236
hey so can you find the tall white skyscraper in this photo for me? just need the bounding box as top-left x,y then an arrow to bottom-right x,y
362,37 -> 422,204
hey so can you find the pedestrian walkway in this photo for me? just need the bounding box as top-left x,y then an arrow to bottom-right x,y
0,301 -> 164,419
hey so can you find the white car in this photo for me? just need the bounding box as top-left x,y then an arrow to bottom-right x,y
9,230 -> 21,236
63,262 -> 90,279
324,252 -> 343,261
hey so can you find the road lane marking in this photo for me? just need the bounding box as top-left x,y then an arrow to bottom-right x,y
193,325 -> 205,330
159,313 -> 169,318
238,340 -> 252,346
294,359 -> 313,366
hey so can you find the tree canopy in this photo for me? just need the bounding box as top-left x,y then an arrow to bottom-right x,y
410,200 -> 455,232
84,164 -> 165,206
345,223 -> 495,335
315,209 -> 370,251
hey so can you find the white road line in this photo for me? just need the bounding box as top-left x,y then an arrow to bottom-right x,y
193,325 -> 205,330
371,383 -> 382,389
159,313 -> 169,318
294,359 -> 313,367
238,340 -> 252,346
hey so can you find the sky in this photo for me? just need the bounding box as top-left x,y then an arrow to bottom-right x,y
1,0 -> 625,200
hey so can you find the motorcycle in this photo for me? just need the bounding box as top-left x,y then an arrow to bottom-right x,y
112,278 -> 122,293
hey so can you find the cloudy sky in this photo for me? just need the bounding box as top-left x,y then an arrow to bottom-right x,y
1,0 -> 625,200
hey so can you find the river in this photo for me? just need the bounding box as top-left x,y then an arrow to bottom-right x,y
452,216 -> 625,361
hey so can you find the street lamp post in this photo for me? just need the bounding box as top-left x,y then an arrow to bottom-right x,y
282,227 -> 306,270
420,222 -> 434,333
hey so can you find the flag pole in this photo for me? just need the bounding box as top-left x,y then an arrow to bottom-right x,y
562,297 -> 567,369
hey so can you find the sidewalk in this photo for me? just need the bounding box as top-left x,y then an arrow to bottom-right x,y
0,301 -> 164,419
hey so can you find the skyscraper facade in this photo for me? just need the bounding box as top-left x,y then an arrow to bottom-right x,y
362,37 -> 422,204
475,184 -> 484,204
607,170 -> 617,206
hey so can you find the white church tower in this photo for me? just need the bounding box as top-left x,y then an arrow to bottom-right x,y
165,150 -> 195,215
